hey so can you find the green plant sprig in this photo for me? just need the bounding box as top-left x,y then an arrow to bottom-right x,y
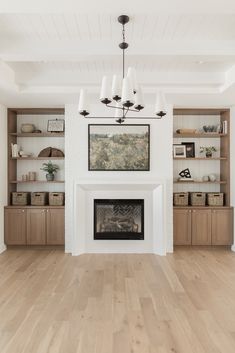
40,161 -> 59,174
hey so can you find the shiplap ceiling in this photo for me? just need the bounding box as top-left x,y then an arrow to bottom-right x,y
1,10 -> 235,107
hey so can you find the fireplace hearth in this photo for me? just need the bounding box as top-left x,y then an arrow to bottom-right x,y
94,199 -> 144,240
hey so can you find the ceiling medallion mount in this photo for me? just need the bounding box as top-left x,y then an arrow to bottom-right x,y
78,15 -> 167,123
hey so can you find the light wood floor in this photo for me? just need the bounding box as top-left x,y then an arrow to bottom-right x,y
0,248 -> 235,353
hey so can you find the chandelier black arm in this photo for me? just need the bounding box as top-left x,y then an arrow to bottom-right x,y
83,116 -> 163,119
106,104 -> 140,113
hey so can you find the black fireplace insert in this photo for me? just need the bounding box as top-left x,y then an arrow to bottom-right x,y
94,199 -> 144,240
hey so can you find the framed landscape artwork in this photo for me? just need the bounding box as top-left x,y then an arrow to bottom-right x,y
88,124 -> 150,171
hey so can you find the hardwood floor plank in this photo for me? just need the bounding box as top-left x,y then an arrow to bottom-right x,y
0,248 -> 235,352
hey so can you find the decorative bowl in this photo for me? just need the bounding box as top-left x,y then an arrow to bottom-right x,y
21,124 -> 35,133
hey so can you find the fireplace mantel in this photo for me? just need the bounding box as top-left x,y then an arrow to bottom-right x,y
71,179 -> 168,256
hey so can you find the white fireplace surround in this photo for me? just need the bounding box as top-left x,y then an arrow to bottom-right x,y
72,179 -> 168,256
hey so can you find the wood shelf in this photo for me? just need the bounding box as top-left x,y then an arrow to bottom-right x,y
10,180 -> 65,184
9,133 -> 64,137
174,181 -> 227,184
173,206 -> 233,209
173,157 -> 227,160
11,157 -> 64,160
173,133 -> 227,138
5,205 -> 65,209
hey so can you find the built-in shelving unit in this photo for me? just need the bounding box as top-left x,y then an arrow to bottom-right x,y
7,108 -> 65,205
173,108 -> 233,246
5,108 -> 65,247
173,108 -> 230,206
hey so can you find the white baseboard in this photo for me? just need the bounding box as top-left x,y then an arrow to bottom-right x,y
0,243 -> 6,254
231,245 -> 235,252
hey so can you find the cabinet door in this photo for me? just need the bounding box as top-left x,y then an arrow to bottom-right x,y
27,209 -> 46,245
46,209 -> 65,245
4,208 -> 27,245
212,209 -> 233,245
192,209 -> 211,245
173,209 -> 192,245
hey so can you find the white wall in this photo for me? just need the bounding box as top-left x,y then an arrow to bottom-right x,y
230,107 -> 235,251
0,105 -> 7,253
65,104 -> 173,254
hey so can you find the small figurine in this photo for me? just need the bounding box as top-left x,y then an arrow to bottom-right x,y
179,168 -> 192,179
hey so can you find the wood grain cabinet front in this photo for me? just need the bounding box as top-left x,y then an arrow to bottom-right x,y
27,209 -> 46,245
211,209 -> 233,245
4,208 -> 27,245
46,209 -> 65,245
173,209 -> 192,245
192,209 -> 212,245
4,207 -> 64,246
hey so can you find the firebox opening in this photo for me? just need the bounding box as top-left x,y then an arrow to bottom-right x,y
94,199 -> 144,240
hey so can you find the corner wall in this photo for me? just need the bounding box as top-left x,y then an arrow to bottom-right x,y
0,105 -> 7,253
230,107 -> 235,251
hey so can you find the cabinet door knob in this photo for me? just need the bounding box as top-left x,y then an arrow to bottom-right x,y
47,210 -> 49,213
189,210 -> 192,213
22,210 -> 25,213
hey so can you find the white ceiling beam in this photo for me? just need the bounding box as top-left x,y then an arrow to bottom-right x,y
16,71 -> 224,86
220,64 -> 235,92
19,84 -> 221,95
2,39 -> 235,61
1,0 -> 235,14
0,60 -> 18,92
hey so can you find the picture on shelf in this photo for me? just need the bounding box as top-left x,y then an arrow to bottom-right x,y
173,144 -> 186,158
181,142 -> 195,158
88,124 -> 150,171
47,119 -> 65,132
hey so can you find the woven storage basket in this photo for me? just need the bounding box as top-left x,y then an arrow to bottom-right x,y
12,192 -> 30,206
31,192 -> 48,206
49,192 -> 64,206
190,192 -> 206,206
207,193 -> 224,206
173,192 -> 189,206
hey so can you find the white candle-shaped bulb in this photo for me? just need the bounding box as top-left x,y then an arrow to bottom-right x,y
100,76 -> 112,104
121,77 -> 134,107
127,67 -> 138,93
78,89 -> 90,115
134,85 -> 145,110
112,75 -> 122,101
155,91 -> 167,117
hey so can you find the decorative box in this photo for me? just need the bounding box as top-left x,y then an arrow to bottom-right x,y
12,192 -> 30,206
49,192 -> 64,206
31,192 -> 48,206
173,192 -> 189,206
207,193 -> 224,206
190,192 -> 206,206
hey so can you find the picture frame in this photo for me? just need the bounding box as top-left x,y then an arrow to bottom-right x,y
88,124 -> 150,171
173,144 -> 186,158
181,142 -> 195,158
47,119 -> 65,133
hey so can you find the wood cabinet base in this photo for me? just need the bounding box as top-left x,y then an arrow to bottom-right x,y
174,207 -> 233,246
4,207 -> 65,246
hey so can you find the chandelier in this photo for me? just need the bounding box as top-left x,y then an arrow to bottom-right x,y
78,15 -> 167,124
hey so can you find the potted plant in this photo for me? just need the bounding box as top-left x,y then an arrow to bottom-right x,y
200,146 -> 217,158
41,161 -> 59,181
